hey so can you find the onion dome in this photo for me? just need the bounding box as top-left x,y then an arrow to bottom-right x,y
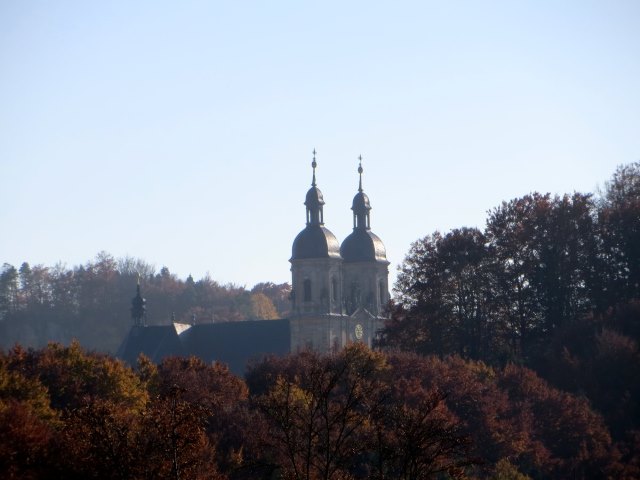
340,156 -> 388,263
352,191 -> 371,213
292,225 -> 342,259
341,229 -> 387,262
291,149 -> 342,260
305,186 -> 324,208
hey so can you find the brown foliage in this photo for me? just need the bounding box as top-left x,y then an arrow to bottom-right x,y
250,344 -> 477,480
0,340 -> 626,479
0,400 -> 54,480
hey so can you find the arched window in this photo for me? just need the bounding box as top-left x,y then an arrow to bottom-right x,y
379,281 -> 386,304
303,279 -> 312,302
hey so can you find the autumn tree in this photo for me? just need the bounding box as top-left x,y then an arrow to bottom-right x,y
253,344 -> 388,480
486,192 -> 599,361
0,349 -> 57,479
140,385 -> 221,480
368,387 -> 475,480
249,345 -> 480,480
388,227 -> 506,362
250,292 -> 279,320
153,355 -> 259,476
251,282 -> 292,318
498,364 -> 613,478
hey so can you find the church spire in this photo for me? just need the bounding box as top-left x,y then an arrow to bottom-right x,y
131,274 -> 146,327
304,149 -> 325,225
351,155 -> 371,230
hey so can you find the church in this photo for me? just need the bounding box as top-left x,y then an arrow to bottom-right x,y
117,152 -> 390,374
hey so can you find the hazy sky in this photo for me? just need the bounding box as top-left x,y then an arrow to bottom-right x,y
1,1 -> 639,288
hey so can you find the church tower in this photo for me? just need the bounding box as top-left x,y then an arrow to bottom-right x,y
289,152 -> 389,353
290,151 -> 344,352
340,157 -> 390,317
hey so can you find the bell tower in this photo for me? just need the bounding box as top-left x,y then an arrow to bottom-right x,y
340,156 -> 390,317
289,150 -> 344,352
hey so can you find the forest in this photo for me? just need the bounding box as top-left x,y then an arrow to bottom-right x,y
2,341 -> 635,479
380,162 -> 640,463
0,256 -> 291,352
1,162 -> 639,479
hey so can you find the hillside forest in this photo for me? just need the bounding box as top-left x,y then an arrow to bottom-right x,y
0,257 -> 291,352
1,162 -> 639,479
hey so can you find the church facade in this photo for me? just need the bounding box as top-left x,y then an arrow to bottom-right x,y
117,152 -> 389,373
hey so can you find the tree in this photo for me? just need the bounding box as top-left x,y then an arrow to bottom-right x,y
368,388 -> 475,480
140,385 -> 221,480
0,263 -> 19,319
155,356 -> 262,476
491,459 -> 532,480
486,192 -> 597,362
250,293 -> 278,320
0,348 -> 57,479
0,400 -> 55,479
8,341 -> 147,412
599,162 -> 640,304
58,399 -> 141,479
498,364 -> 613,478
251,282 -> 292,318
254,344 -> 388,480
250,345 -> 479,480
389,228 -> 503,361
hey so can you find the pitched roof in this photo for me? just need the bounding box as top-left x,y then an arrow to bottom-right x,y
116,325 -> 186,365
116,319 -> 291,376
180,319 -> 290,375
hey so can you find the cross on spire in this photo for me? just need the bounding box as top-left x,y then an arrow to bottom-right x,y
358,155 -> 364,192
311,148 -> 317,186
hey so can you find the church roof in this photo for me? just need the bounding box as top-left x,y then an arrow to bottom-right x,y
180,320 -> 290,374
340,228 -> 388,263
305,186 -> 325,207
351,191 -> 371,213
116,325 -> 186,364
116,320 -> 291,376
291,224 -> 341,260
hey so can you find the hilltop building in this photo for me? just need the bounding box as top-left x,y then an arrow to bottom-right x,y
289,153 -> 389,352
117,152 -> 389,374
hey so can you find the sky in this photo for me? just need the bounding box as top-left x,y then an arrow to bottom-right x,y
1,1 -> 639,289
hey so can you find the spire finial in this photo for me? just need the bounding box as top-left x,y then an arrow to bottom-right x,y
311,148 -> 317,186
358,155 -> 363,192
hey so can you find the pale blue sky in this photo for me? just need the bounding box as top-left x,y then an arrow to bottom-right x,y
1,1 -> 639,287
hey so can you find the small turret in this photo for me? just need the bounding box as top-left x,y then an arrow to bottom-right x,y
131,275 -> 146,326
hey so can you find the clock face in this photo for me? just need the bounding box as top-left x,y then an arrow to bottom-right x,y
354,324 -> 364,340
